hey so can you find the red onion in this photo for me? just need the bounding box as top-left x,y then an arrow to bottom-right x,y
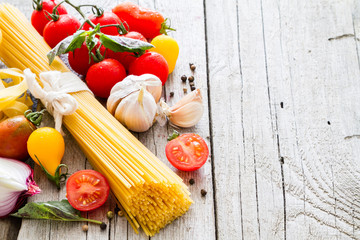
0,157 -> 41,217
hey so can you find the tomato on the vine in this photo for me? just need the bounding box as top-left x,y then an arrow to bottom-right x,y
86,59 -> 127,98
150,35 -> 179,74
112,2 -> 172,39
165,133 -> 209,171
31,0 -> 67,36
68,42 -> 106,76
43,14 -> 81,48
66,170 -> 110,211
27,127 -> 65,176
82,11 -> 122,36
106,31 -> 147,70
128,52 -> 169,85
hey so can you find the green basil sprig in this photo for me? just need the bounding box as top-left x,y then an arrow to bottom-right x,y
47,26 -> 153,65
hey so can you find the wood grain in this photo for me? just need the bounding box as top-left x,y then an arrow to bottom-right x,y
1,0 -> 360,239
262,0 -> 360,239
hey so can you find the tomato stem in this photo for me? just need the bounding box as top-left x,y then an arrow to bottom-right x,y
25,109 -> 46,127
32,0 -> 43,11
45,0 -> 66,21
167,130 -> 180,141
160,18 -> 176,35
63,0 -> 97,29
91,6 -> 104,18
34,155 -> 69,190
99,23 -> 128,35
63,0 -> 127,34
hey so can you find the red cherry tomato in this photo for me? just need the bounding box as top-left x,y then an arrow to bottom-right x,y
106,31 -> 147,70
31,0 -> 67,36
68,42 -> 106,76
128,52 -> 169,85
165,133 -> 209,171
82,11 -> 122,36
43,14 -> 81,48
86,59 -> 127,98
66,170 -> 110,211
112,2 -> 166,39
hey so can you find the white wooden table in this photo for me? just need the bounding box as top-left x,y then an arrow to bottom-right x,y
1,0 -> 360,239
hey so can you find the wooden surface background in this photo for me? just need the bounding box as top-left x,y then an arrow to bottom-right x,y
1,0 -> 360,239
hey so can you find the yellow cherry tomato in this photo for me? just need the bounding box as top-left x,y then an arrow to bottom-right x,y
27,127 -> 65,176
150,35 -> 179,74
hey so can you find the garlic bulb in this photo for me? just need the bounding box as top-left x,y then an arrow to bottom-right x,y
114,87 -> 157,132
160,89 -> 204,128
107,74 -> 161,132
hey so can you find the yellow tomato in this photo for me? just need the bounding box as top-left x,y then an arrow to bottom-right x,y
150,35 -> 179,74
27,127 -> 65,176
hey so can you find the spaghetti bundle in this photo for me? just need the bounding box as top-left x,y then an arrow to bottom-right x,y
0,4 -> 192,236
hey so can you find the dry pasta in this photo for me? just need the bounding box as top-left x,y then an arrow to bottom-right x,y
0,4 -> 192,236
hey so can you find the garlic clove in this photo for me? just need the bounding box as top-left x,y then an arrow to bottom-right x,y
140,74 -> 162,103
114,87 -> 157,132
107,92 -> 122,115
168,89 -> 204,128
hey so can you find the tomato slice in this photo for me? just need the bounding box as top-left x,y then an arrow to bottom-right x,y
66,170 -> 110,211
165,133 -> 209,171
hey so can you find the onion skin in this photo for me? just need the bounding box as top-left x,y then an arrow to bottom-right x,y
0,115 -> 36,161
0,158 -> 41,218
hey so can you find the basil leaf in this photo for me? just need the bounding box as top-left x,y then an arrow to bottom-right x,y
86,24 -> 100,52
47,30 -> 87,65
10,199 -> 102,224
99,34 -> 153,54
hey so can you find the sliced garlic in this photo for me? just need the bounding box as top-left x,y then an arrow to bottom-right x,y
160,89 -> 204,128
114,87 -> 157,132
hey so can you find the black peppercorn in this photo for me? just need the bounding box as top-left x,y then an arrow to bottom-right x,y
181,75 -> 187,82
191,86 -> 196,91
170,92 -> 174,97
201,189 -> 207,197
188,76 -> 194,82
100,222 -> 107,230
190,64 -> 196,71
189,178 -> 195,185
114,205 -> 120,214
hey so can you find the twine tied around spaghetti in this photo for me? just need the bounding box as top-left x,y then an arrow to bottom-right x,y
24,69 -> 91,133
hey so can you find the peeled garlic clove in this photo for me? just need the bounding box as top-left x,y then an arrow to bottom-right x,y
114,87 -> 157,132
167,89 -> 204,128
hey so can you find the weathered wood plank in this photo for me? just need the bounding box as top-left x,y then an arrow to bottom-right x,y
204,0 -> 244,239
261,0 -> 360,239
206,0 -> 285,239
137,0 -> 216,239
0,218 -> 21,240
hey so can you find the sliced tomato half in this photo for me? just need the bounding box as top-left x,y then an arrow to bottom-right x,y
66,170 -> 110,211
165,133 -> 209,171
